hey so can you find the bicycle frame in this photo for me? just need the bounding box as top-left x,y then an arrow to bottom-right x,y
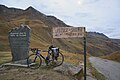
35,49 -> 47,60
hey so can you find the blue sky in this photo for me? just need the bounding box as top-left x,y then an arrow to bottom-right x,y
0,0 -> 120,39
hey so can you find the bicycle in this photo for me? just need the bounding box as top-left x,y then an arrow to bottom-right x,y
27,47 -> 64,69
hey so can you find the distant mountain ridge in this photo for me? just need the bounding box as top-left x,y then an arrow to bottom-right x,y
0,4 -> 68,27
88,32 -> 108,39
0,4 -> 120,56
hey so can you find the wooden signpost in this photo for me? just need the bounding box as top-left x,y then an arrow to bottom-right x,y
53,27 -> 86,80
53,27 -> 85,38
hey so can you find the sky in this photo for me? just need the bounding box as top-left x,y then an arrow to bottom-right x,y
0,0 -> 120,39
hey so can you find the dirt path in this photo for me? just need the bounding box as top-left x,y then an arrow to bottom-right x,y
89,57 -> 120,80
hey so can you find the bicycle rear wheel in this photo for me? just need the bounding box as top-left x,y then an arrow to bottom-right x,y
27,54 -> 42,69
48,52 -> 64,66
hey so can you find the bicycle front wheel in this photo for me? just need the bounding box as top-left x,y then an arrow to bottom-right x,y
27,54 -> 42,69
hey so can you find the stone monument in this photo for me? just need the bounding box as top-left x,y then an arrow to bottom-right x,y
8,24 -> 31,62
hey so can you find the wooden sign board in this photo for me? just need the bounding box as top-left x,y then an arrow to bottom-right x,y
53,27 -> 85,38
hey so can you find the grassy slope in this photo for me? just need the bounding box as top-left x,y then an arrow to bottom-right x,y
0,18 -> 84,52
0,50 -> 83,80
0,50 -> 106,80
1,5 -> 120,57
101,51 -> 120,62
1,15 -> 120,56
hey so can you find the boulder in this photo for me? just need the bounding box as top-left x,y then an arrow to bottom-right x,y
53,62 -> 83,80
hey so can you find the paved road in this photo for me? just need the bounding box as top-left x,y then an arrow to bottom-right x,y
89,57 -> 120,80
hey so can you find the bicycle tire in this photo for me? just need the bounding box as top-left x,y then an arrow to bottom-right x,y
27,54 -> 42,69
48,52 -> 64,66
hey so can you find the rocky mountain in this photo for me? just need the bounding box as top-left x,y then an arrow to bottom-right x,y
0,4 -> 120,56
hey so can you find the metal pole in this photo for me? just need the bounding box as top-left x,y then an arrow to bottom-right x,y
51,27 -> 54,45
84,37 -> 86,80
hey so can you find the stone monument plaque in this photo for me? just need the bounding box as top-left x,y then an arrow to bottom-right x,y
8,24 -> 31,61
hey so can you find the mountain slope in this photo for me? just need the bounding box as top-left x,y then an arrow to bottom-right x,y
87,32 -> 120,56
101,51 -> 120,62
0,4 -> 120,56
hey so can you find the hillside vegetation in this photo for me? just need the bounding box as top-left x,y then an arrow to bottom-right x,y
101,51 -> 120,62
0,4 -> 120,56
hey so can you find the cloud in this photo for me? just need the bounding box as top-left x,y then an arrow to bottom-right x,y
78,0 -> 99,4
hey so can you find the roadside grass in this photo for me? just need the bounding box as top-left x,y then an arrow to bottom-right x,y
60,50 -> 84,65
